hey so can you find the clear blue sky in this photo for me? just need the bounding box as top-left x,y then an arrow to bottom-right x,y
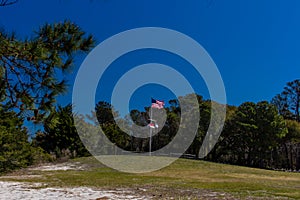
1,0 -> 299,114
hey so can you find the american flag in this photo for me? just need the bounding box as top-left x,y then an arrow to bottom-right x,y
151,98 -> 165,109
148,122 -> 158,129
148,123 -> 155,128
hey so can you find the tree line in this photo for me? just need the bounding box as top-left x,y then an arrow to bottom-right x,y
34,81 -> 300,171
0,20 -> 300,173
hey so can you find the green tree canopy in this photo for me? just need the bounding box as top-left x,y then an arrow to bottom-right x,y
272,79 -> 300,121
0,107 -> 32,172
218,101 -> 287,168
34,104 -> 90,158
0,21 -> 94,121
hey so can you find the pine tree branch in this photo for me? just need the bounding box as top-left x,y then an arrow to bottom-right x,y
0,0 -> 18,6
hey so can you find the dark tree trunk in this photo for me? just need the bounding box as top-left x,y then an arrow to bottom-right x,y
296,144 -> 300,171
290,148 -> 294,170
284,143 -> 291,169
296,93 -> 300,122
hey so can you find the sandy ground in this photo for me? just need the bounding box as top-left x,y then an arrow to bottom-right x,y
0,181 -> 148,200
0,162 -> 150,200
0,162 -> 246,199
29,162 -> 86,171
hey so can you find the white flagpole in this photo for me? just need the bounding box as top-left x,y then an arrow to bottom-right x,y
149,106 -> 153,156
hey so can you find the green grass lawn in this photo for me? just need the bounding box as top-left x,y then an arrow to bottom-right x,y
1,156 -> 300,199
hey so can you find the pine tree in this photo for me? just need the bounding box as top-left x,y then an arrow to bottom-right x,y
0,21 -> 94,121
0,107 -> 33,172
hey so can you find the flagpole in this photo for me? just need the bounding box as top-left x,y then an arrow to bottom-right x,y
149,106 -> 152,156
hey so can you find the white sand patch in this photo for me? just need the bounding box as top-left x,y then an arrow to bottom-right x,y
1,175 -> 43,179
0,181 -> 149,200
30,162 -> 84,171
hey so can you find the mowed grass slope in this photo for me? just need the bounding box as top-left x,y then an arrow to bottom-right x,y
1,156 -> 300,199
